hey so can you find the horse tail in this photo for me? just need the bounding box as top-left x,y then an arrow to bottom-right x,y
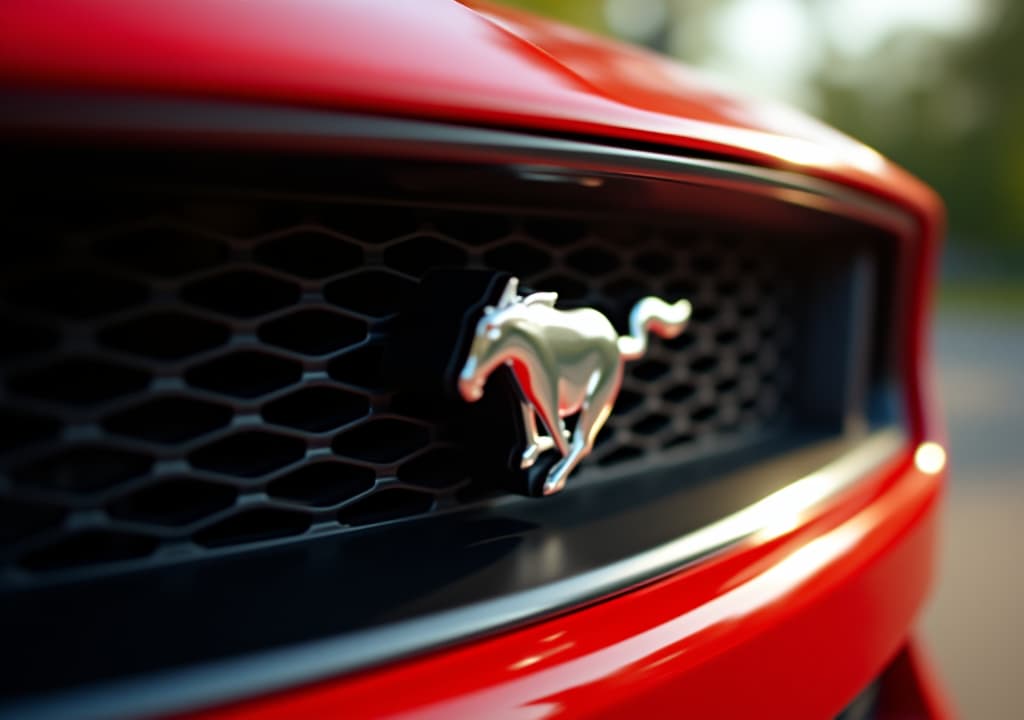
617,297 -> 692,360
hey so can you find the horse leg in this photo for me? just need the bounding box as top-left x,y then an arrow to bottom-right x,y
530,380 -> 570,462
542,368 -> 619,495
520,398 -> 573,469
520,400 -> 554,469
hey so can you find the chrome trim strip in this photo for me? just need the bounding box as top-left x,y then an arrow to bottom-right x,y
5,429 -> 905,720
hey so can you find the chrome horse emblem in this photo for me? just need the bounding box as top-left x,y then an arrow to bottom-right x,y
458,277 -> 692,495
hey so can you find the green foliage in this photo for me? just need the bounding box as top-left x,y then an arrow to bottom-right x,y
496,0 -> 609,36
495,0 -> 1024,253
815,2 -> 1024,253
941,282 -> 1024,316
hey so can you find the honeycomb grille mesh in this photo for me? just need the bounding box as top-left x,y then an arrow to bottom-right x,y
0,194 -> 798,581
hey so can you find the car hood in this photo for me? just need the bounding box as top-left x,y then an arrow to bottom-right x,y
0,0 -> 939,218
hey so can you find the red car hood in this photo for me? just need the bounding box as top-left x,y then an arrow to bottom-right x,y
0,0 -> 940,218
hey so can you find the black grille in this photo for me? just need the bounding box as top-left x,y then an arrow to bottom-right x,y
0,170 -> 828,584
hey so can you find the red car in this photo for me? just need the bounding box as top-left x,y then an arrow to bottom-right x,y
0,1 -> 949,718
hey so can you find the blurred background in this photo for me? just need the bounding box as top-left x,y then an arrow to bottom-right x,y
497,1 -> 1023,716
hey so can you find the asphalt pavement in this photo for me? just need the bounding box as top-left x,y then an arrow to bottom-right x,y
923,311 -> 1024,719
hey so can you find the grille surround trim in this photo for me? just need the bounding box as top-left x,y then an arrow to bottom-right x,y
0,147 -> 892,584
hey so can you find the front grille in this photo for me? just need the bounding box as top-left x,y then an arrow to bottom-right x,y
0,116 -> 913,718
0,150 -> 882,587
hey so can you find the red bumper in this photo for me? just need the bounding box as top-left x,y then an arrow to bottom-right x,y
190,447 -> 946,720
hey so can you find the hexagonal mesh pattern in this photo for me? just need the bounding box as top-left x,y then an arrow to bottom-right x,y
0,193 -> 805,582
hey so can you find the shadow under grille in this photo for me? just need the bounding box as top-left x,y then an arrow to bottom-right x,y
0,169 -> 868,584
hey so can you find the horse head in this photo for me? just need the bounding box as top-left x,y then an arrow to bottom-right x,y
458,278 -> 523,402
458,278 -> 559,403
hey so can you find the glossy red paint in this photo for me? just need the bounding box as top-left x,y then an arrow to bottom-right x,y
0,0 -> 939,213
0,1 -> 948,717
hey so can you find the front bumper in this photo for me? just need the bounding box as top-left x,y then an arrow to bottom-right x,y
187,440 -> 945,720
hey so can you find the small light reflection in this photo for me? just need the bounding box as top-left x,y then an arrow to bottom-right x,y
516,170 -> 603,187
508,642 -> 576,671
846,143 -> 887,173
753,468 -> 834,541
914,442 -> 947,475
513,534 -> 569,586
746,522 -> 862,603
640,649 -> 684,674
509,655 -> 544,671
759,135 -> 837,166
538,534 -> 567,578
758,511 -> 803,541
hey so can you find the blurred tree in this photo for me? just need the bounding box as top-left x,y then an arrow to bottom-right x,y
950,1 -> 1024,254
495,0 -> 1024,257
497,0 -> 609,35
812,1 -> 1024,257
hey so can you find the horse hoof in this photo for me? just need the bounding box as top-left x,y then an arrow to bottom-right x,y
542,473 -> 568,495
542,462 -> 572,495
521,445 -> 540,469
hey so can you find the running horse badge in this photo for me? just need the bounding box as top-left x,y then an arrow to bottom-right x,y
458,277 -> 692,495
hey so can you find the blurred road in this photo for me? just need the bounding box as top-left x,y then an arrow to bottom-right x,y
923,312 -> 1024,719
